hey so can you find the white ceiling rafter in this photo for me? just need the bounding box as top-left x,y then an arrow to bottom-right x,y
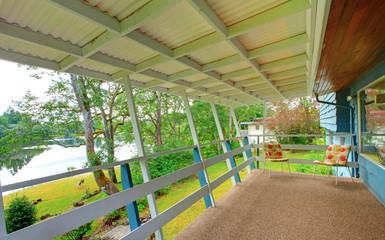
259,54 -> 308,72
126,30 -> 262,104
0,48 -> 235,105
274,75 -> 308,87
137,32 -> 309,74
41,0 -> 249,106
184,0 -> 311,100
45,0 -> 181,71
0,22 -> 243,107
268,66 -> 308,81
233,77 -> 265,87
0,0 -> 320,107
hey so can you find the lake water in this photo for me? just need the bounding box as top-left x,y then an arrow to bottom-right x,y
0,144 -> 137,188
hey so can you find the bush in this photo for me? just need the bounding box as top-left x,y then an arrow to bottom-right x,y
103,209 -> 123,226
5,195 -> 37,233
60,222 -> 92,240
136,197 -> 148,211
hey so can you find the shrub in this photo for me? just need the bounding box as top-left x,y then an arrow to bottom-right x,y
136,197 -> 148,211
60,222 -> 92,240
5,195 -> 37,233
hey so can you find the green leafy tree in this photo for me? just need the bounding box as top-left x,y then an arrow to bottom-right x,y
5,195 -> 37,233
134,89 -> 189,148
0,108 -> 47,174
190,101 -> 264,157
266,97 -> 322,144
6,73 -> 122,194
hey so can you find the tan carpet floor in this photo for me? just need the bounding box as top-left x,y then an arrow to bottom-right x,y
174,169 -> 385,240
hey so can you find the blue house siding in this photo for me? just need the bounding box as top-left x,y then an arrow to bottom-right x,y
320,59 -> 385,182
320,93 -> 337,132
319,90 -> 354,177
335,88 -> 351,133
359,155 -> 385,206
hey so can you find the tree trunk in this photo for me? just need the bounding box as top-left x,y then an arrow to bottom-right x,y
100,109 -> 118,184
70,75 -> 119,195
107,124 -> 117,183
155,92 -> 163,147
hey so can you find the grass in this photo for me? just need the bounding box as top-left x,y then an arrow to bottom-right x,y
4,150 -> 320,239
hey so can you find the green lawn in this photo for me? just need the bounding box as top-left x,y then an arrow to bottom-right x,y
4,150 -> 324,239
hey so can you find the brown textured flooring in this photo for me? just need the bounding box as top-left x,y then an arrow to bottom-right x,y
174,169 -> 385,240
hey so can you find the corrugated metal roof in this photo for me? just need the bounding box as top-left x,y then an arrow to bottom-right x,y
265,62 -> 307,75
139,1 -> 215,49
86,0 -> 151,22
150,60 -> 190,75
0,0 -> 324,106
157,82 -> 179,89
0,0 -> 105,47
0,35 -> 66,62
231,73 -> 261,82
182,74 -> 208,83
76,58 -> 120,75
187,41 -> 238,65
256,45 -> 306,64
214,62 -> 251,75
238,11 -> 306,50
129,73 -> 155,83
208,0 -> 283,26
100,38 -> 158,64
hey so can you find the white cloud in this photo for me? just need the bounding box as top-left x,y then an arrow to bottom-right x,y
0,60 -> 52,114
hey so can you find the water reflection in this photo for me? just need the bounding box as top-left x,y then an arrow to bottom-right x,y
0,143 -> 137,186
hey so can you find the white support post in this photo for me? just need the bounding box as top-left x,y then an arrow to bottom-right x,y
209,99 -> 237,186
263,102 -> 267,143
0,180 -> 7,238
122,76 -> 164,240
230,107 -> 251,173
180,91 -> 215,207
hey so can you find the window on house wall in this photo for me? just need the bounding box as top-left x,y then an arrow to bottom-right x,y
361,77 -> 385,165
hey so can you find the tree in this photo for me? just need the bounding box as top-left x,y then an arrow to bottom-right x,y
87,78 -> 130,183
135,89 -> 188,148
266,97 -> 322,144
365,89 -> 385,133
0,108 -> 47,174
5,73 -> 122,195
70,75 -> 119,195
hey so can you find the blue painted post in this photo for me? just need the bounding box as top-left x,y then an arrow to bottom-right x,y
193,148 -> 213,208
257,137 -> 260,169
244,137 -> 255,170
121,163 -> 141,231
225,141 -> 241,183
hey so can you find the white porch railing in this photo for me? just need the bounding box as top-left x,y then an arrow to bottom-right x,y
0,133 -> 361,240
0,136 -> 254,240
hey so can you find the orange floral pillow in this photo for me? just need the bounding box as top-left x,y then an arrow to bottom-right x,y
263,143 -> 284,159
325,145 -> 351,165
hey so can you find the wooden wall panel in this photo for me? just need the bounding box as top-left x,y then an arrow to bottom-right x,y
314,0 -> 385,95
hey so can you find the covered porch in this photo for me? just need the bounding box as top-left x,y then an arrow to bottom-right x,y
175,170 -> 385,240
0,0 -> 385,239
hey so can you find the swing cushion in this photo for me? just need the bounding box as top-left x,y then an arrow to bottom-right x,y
263,143 -> 288,162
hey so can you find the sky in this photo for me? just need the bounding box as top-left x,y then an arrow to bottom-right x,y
0,59 -> 52,114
